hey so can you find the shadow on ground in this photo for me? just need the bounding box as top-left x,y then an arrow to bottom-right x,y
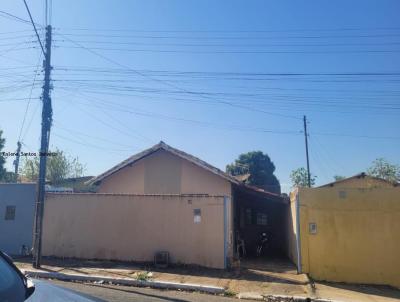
316,280 -> 400,301
14,255 -> 305,285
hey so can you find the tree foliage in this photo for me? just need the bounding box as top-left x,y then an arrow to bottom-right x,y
333,175 -> 346,181
367,158 -> 400,183
290,167 -> 316,187
21,148 -> 85,184
226,151 -> 281,194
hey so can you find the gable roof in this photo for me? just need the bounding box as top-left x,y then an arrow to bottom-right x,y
318,172 -> 399,188
88,141 -> 282,199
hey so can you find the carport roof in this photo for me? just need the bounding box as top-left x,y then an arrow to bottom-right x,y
88,141 -> 283,200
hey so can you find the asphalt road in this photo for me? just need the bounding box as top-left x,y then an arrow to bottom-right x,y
48,280 -> 238,302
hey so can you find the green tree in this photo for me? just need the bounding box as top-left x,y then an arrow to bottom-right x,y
290,167 -> 316,187
0,129 -> 7,180
367,158 -> 400,183
333,175 -> 346,181
226,151 -> 281,194
21,148 -> 85,184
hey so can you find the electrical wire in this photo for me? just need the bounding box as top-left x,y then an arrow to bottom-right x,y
55,34 -> 302,120
18,51 -> 43,142
22,0 -> 45,55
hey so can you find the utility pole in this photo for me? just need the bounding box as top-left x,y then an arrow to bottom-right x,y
303,115 -> 311,188
33,25 -> 52,268
13,141 -> 22,180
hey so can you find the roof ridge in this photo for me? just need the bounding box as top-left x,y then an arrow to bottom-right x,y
86,141 -> 282,199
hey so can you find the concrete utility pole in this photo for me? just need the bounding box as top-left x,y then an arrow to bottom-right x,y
13,141 -> 22,179
303,115 -> 311,188
33,25 -> 52,268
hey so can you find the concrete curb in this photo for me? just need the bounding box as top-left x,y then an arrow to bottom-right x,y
263,294 -> 310,301
263,294 -> 342,302
238,292 -> 264,300
22,270 -> 225,295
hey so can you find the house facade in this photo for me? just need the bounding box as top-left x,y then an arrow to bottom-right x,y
0,183 -> 36,255
289,175 -> 400,288
42,142 -> 287,268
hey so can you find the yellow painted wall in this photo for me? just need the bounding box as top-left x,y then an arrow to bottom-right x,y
294,187 -> 400,288
42,193 -> 232,269
98,150 -> 231,197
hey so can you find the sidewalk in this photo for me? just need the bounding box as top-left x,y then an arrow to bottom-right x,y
14,257 -> 400,302
312,281 -> 400,302
15,257 -> 309,298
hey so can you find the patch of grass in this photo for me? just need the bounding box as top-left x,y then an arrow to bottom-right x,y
224,289 -> 237,297
136,271 -> 151,281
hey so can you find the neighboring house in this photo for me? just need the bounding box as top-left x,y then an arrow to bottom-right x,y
0,183 -> 36,255
42,141 -> 288,269
289,175 -> 400,288
46,176 -> 95,193
319,172 -> 398,189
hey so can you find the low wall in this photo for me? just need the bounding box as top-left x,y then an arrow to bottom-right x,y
294,187 -> 400,288
42,193 -> 229,269
0,183 -> 36,255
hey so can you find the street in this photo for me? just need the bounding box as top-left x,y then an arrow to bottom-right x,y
48,280 -> 238,302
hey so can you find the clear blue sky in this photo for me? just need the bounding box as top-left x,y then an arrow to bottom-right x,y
1,0 -> 399,192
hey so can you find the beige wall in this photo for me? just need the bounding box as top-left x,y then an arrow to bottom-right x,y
98,150 -> 232,197
293,187 -> 400,288
286,189 -> 298,266
42,193 -> 231,269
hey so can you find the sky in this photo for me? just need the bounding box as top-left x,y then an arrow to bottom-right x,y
1,0 -> 399,192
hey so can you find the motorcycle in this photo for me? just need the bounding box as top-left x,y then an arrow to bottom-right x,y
256,232 -> 268,257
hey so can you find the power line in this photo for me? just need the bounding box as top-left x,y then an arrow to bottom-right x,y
52,81 -> 400,111
0,10 -> 32,25
53,122 -> 140,149
54,86 -> 400,117
21,101 -> 40,141
0,34 -> 37,41
99,109 -> 155,144
53,26 -> 400,33
54,45 -> 400,54
52,133 -> 135,153
311,132 -> 400,140
0,97 -> 40,103
56,35 -> 301,120
53,38 -> 400,48
18,51 -> 43,142
0,30 -> 38,35
63,94 -> 302,135
67,100 -> 156,145
51,68 -> 400,77
308,139 -> 331,184
311,135 -> 347,175
22,0 -> 45,55
56,92 -> 400,140
54,31 -> 400,40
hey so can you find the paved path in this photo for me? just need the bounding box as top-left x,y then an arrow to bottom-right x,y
48,280 -> 238,302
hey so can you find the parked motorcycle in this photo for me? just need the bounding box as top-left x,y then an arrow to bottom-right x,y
256,232 -> 268,257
